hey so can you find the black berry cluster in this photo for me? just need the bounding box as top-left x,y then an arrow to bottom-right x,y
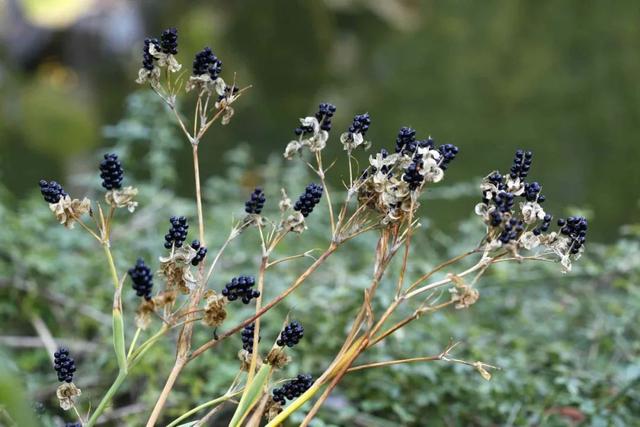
222,276 -> 260,304
315,103 -> 336,132
53,348 -> 76,383
128,258 -> 153,300
403,156 -> 424,190
99,153 -> 124,190
348,113 -> 371,137
142,38 -> 160,70
498,217 -> 525,244
192,47 -> 223,79
533,213 -> 553,236
395,126 -> 417,154
241,323 -> 260,353
245,188 -> 266,214
164,216 -> 189,249
160,27 -> 178,55
190,240 -> 208,266
558,216 -> 588,253
272,374 -> 314,405
437,143 -> 459,170
39,180 -> 67,203
293,183 -> 323,217
277,321 -> 304,347
524,181 -> 546,203
510,149 -> 533,180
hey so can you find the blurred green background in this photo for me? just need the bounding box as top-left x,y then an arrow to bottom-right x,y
1,1 -> 640,426
1,0 -> 639,240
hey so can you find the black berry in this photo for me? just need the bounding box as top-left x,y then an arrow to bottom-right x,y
276,321 -> 304,348
164,216 -> 189,249
347,112 -> 371,137
99,153 -> 124,190
241,323 -> 260,353
245,188 -> 266,214
160,27 -> 178,55
53,348 -> 76,383
142,38 -> 159,70
190,240 -> 208,266
128,258 -> 153,300
272,374 -> 314,405
39,180 -> 67,203
293,183 -> 323,217
192,47 -> 223,79
222,276 -> 260,304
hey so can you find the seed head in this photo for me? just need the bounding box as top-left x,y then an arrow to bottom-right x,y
192,47 -> 223,79
241,322 -> 260,353
142,38 -> 160,70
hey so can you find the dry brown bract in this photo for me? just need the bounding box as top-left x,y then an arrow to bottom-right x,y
158,246 -> 197,294
202,290 -> 227,327
448,273 -> 479,309
50,195 -> 91,229
56,382 -> 81,411
105,187 -> 139,212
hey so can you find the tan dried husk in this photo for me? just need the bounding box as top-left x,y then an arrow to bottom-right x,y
202,290 -> 227,327
56,382 -> 81,411
284,211 -> 306,234
237,349 -> 263,371
448,273 -> 479,309
105,187 -> 138,212
265,397 -> 283,421
158,246 -> 197,294
266,347 -> 291,369
135,298 -> 156,330
50,195 -> 91,229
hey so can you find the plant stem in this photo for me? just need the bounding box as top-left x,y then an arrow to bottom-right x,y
192,145 -> 205,245
85,370 -> 128,426
166,390 -> 243,427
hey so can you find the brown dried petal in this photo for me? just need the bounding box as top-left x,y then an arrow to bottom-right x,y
56,382 -> 81,411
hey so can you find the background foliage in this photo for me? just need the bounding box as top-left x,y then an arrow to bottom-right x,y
0,93 -> 638,426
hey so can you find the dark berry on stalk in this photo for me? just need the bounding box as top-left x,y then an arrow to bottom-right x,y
509,149 -> 533,179
99,153 -> 124,190
272,374 -> 314,405
39,180 -> 68,203
53,348 -> 76,383
241,323 -> 260,353
403,157 -> 424,190
160,28 -> 178,55
128,258 -> 153,300
142,38 -> 160,70
315,103 -> 336,132
192,47 -> 223,79
558,216 -> 588,254
348,113 -> 371,137
245,188 -> 266,214
293,183 -> 323,217
190,240 -> 208,266
276,321 -> 304,348
395,126 -> 417,154
437,143 -> 459,170
222,275 -> 260,304
164,216 -> 189,249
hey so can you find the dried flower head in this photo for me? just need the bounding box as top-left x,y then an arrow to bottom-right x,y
105,186 -> 138,212
357,127 -> 457,224
135,297 -> 156,330
266,347 -> 291,369
448,274 -> 479,309
283,103 -> 335,158
56,382 -> 81,411
474,149 -> 588,271
49,195 -> 91,229
202,290 -> 227,327
158,245 -> 197,294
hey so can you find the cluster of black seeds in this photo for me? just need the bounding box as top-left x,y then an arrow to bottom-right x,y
142,38 -> 160,70
190,240 -> 208,266
293,183 -> 323,217
272,374 -> 314,405
437,143 -> 459,170
245,188 -> 266,214
160,28 -> 178,55
222,276 -> 260,304
315,103 -> 336,132
99,153 -> 124,190
394,126 -> 437,155
39,180 -> 67,203
164,216 -> 189,249
128,258 -> 153,300
510,149 -> 533,180
277,321 -> 304,347
54,348 -> 76,383
241,323 -> 260,353
348,113 -> 371,137
558,216 -> 588,253
192,47 -> 223,79
403,156 -> 424,190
